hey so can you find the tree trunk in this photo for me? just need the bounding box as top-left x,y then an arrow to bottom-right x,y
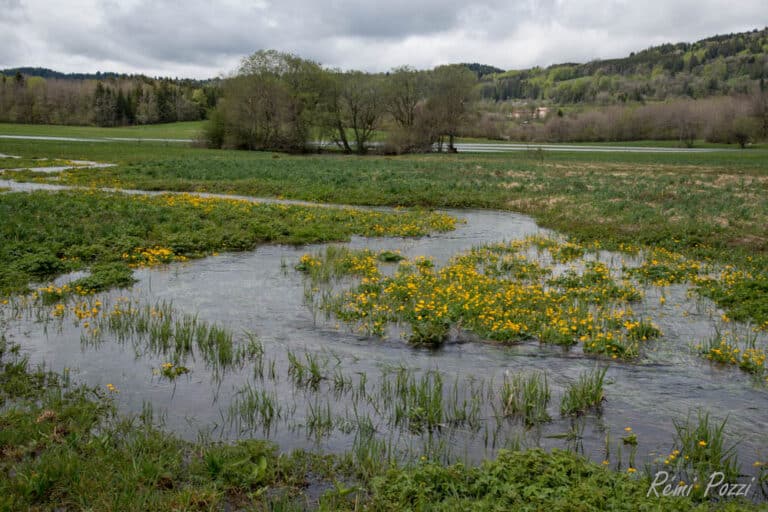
335,119 -> 352,153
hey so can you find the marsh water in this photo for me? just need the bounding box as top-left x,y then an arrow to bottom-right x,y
1,178 -> 766,487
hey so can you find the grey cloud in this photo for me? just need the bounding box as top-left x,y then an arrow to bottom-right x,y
0,0 -> 23,10
1,0 -> 26,22
102,2 -> 270,64
2,0 -> 766,77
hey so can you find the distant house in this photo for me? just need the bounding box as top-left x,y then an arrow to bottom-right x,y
507,107 -> 550,120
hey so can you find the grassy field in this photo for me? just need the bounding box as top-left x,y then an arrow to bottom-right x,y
0,121 -> 203,140
455,136 -> 764,149
3,122 -> 762,150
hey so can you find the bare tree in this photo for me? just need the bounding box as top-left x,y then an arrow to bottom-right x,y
338,72 -> 385,154
386,66 -> 426,128
427,65 -> 476,151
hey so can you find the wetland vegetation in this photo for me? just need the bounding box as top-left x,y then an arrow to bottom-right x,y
1,137 -> 768,509
0,187 -> 454,295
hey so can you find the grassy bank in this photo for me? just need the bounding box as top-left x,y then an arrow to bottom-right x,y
0,189 -> 455,295
0,336 -> 761,511
0,121 -> 203,140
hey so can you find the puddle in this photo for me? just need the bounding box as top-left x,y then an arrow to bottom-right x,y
0,156 -> 115,174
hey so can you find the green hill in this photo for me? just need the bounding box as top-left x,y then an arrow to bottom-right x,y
479,27 -> 768,104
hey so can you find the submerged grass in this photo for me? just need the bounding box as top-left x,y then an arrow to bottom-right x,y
18,291 -> 246,375
560,366 -> 608,416
1,315 -> 764,509
500,371 -> 551,425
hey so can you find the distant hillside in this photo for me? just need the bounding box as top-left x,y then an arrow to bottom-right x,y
0,67 -> 212,86
479,27 -> 768,104
0,67 -> 128,81
460,63 -> 505,78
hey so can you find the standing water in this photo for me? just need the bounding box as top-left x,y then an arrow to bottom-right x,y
1,181 -> 766,488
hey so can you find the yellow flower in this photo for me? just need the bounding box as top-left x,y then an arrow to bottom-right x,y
698,440 -> 707,447
624,427 -> 632,432
627,468 -> 636,473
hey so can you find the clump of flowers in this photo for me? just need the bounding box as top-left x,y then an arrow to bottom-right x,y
699,334 -> 766,377
154,362 -> 190,380
122,246 -> 186,268
303,237 -> 662,356
624,247 -> 707,287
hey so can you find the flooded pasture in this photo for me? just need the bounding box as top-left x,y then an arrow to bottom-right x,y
1,181 -> 766,485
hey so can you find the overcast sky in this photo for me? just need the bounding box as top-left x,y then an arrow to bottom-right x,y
1,0 -> 765,78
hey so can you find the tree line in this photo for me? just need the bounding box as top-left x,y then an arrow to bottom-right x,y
203,50 -> 476,154
0,72 -> 218,126
206,49 -> 767,153
463,93 -> 768,148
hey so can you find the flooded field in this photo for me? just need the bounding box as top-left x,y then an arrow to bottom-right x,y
2,182 -> 766,485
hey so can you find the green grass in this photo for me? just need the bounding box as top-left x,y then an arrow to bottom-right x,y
0,189 -> 455,295
454,136 -> 759,149
0,337 -> 332,511
500,371 -> 551,425
369,448 -> 761,511
663,411 -> 742,496
560,366 -> 608,416
0,121 -> 203,140
3,135 -> 768,509
3,122 -> 761,150
0,157 -> 76,169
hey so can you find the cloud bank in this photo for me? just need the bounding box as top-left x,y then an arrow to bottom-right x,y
1,0 -> 765,78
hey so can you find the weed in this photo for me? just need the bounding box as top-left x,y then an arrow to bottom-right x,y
560,366 -> 608,416
500,371 -> 551,425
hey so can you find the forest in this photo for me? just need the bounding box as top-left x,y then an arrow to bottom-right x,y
0,72 -> 218,126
